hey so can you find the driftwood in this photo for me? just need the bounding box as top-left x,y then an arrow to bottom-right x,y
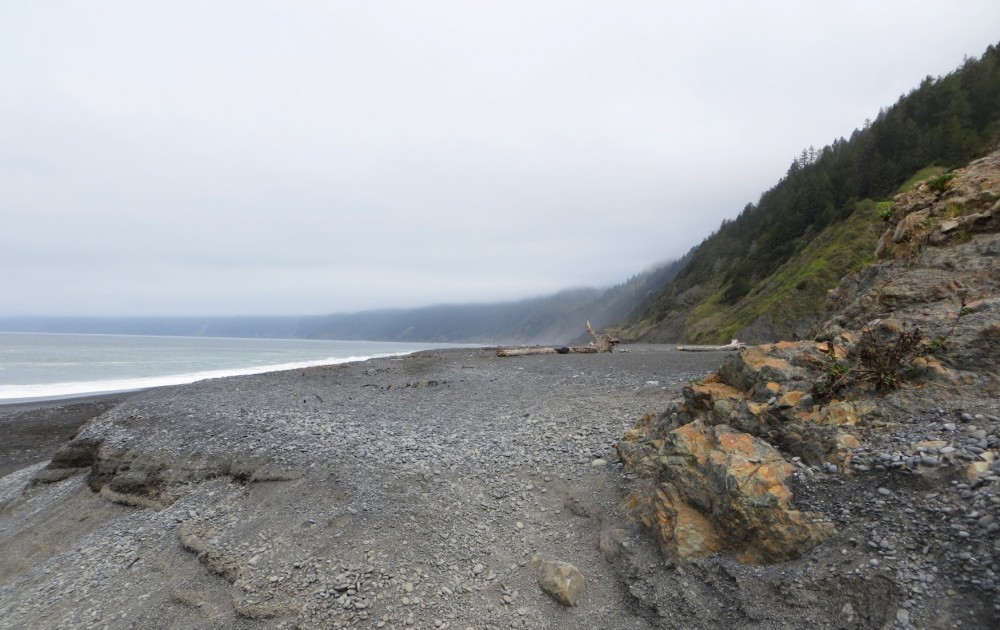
495,346 -> 598,357
495,322 -> 620,357
675,339 -> 746,352
586,320 -> 621,353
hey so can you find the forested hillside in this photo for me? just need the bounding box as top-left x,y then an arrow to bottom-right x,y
621,42 -> 1000,343
0,258 -> 682,344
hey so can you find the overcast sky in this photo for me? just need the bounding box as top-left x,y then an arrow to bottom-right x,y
2,1 -> 999,316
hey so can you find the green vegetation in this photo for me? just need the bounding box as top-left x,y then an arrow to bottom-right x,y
897,166 -> 948,193
927,172 -> 957,192
875,200 -> 894,222
683,201 -> 882,342
946,202 -> 966,217
622,41 -> 1000,344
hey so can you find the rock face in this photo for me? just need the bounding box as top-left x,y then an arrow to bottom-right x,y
616,339 -> 857,564
829,150 -> 1000,377
617,148 -> 1000,576
619,417 -> 832,563
531,554 -> 587,606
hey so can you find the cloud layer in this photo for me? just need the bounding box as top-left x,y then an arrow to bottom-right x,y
3,1 -> 999,315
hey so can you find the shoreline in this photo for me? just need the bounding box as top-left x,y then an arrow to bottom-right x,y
0,388 -> 155,407
0,347 -> 479,478
0,334 -> 464,407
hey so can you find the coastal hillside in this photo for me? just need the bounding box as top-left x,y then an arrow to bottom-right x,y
0,259 -> 681,345
619,42 -> 1000,344
298,259 -> 683,344
615,145 -> 1000,626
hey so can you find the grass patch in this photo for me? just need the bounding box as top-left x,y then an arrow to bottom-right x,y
927,172 -> 956,192
897,166 -> 948,194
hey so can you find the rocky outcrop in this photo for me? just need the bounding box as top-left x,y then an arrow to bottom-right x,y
618,416 -> 833,563
831,151 -> 1000,377
615,338 -> 863,564
31,437 -> 104,484
618,148 -> 1000,572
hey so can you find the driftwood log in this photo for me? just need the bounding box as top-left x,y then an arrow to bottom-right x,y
496,346 -> 598,357
586,320 -> 621,352
675,339 -> 746,352
495,322 -> 621,357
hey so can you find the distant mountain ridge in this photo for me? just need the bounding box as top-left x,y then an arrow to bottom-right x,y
0,259 -> 682,345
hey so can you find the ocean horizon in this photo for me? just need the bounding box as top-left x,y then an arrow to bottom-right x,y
0,331 -> 461,404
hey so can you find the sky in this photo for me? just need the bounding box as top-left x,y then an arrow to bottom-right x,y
2,1 -> 999,317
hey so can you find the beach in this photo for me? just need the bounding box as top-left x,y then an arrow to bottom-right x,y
0,345 -> 733,629
5,344 -> 995,628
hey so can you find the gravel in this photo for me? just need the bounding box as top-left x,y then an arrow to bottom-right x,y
0,346 -> 722,630
3,345 -> 997,629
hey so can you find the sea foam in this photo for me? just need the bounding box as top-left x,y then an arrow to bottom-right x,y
0,353 -> 402,403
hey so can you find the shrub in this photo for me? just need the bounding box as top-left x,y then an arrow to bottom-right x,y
927,172 -> 955,192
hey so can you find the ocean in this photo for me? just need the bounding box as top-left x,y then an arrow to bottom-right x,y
0,332 -> 459,403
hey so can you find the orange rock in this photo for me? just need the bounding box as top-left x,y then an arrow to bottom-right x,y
672,499 -> 723,558
746,401 -> 769,417
811,402 -> 865,426
778,390 -> 806,408
740,347 -> 792,373
688,381 -> 744,409
672,422 -> 714,465
836,433 -> 861,450
623,420 -> 832,563
715,431 -> 758,459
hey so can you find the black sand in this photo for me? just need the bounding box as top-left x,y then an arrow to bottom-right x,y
0,393 -> 134,477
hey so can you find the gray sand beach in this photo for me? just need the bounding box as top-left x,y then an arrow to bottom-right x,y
1,346 -> 728,629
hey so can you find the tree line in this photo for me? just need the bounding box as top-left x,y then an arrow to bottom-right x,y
666,42 -> 1000,306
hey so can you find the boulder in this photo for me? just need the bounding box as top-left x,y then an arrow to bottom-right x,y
619,420 -> 833,563
892,209 -> 930,243
531,554 -> 586,606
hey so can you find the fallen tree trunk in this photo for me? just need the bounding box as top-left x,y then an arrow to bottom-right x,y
676,339 -> 747,352
496,347 -> 560,357
496,322 -> 619,357
495,346 -> 600,357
